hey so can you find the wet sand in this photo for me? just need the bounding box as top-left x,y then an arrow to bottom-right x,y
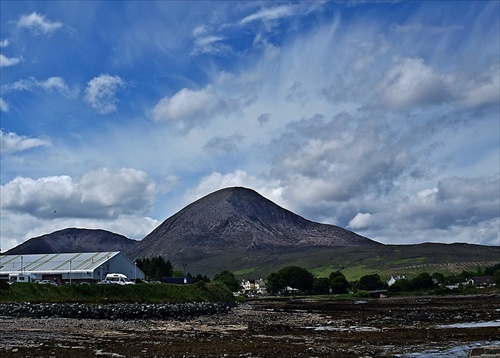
1,294 -> 499,357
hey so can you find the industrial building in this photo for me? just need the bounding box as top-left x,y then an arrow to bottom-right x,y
0,251 -> 144,285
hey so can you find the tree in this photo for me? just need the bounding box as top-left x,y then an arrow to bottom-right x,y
357,274 -> 384,291
135,256 -> 173,281
279,266 -> 315,293
266,272 -> 285,294
432,272 -> 445,284
410,272 -> 435,291
313,277 -> 331,294
213,270 -> 240,292
267,266 -> 315,294
329,271 -> 350,294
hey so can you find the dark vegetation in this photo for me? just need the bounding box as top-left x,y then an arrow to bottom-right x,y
267,262 -> 500,296
135,255 -> 210,283
0,281 -> 233,304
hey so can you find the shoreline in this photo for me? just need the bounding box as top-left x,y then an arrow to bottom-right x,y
1,294 -> 499,357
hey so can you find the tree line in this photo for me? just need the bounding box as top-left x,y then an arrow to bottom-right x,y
135,256 -> 209,283
136,256 -> 500,295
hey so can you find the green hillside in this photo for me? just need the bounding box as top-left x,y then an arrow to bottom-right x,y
167,243 -> 499,281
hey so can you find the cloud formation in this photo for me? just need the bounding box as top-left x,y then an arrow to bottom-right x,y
151,84 -> 247,131
16,12 -> 64,36
379,57 -> 454,109
1,168 -> 156,219
0,130 -> 51,153
0,98 -> 8,112
0,54 -> 21,67
5,76 -> 77,97
84,74 -> 125,114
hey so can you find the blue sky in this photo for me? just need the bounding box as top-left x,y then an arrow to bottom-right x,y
1,1 -> 499,251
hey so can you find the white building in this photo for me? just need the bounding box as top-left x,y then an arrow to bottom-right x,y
0,252 -> 144,285
241,278 -> 267,295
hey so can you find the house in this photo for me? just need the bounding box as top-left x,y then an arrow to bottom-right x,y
0,252 -> 144,285
467,276 -> 494,288
241,278 -> 267,295
387,275 -> 406,286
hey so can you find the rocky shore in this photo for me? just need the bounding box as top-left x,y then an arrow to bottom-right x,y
0,301 -> 234,320
1,295 -> 499,357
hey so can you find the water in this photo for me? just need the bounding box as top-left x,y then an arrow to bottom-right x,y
397,341 -> 500,357
436,320 -> 500,329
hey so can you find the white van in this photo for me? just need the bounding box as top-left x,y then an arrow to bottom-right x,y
9,273 -> 36,284
102,273 -> 134,285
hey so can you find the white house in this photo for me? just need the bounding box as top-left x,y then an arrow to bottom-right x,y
241,278 -> 267,295
387,275 -> 406,287
0,252 -> 144,285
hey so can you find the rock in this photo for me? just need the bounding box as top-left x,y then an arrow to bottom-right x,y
0,302 -> 235,320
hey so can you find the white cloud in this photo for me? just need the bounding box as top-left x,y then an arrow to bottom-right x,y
0,39 -> 10,48
0,98 -> 9,112
0,168 -> 156,219
16,12 -> 64,36
192,34 -> 229,55
240,5 -> 295,25
379,57 -> 453,109
0,54 -> 21,67
5,76 -> 77,97
348,213 -> 373,229
84,74 -> 125,114
151,85 -> 245,131
0,130 -> 51,153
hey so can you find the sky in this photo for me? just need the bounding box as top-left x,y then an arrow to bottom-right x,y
0,1 -> 499,252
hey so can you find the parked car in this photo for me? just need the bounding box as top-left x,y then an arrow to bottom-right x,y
37,280 -> 57,286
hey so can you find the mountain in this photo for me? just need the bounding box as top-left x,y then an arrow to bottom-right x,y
127,187 -> 379,260
4,228 -> 137,255
5,187 -> 498,279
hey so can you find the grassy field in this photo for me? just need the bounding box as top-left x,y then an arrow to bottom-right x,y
163,243 -> 499,281
0,282 -> 234,304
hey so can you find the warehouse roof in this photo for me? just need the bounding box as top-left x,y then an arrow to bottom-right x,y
0,252 -> 122,274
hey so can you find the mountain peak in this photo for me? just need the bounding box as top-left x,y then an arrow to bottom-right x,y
129,186 -> 378,259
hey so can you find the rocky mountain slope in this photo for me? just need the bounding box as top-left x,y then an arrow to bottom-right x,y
4,228 -> 137,255
127,187 -> 379,259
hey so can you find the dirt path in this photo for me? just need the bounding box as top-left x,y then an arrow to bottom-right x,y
1,294 -> 499,357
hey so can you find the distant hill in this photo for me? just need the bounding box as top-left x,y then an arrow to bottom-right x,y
127,187 -> 379,260
4,228 -> 137,255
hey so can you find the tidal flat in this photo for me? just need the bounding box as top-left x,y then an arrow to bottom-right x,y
1,295 -> 499,357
